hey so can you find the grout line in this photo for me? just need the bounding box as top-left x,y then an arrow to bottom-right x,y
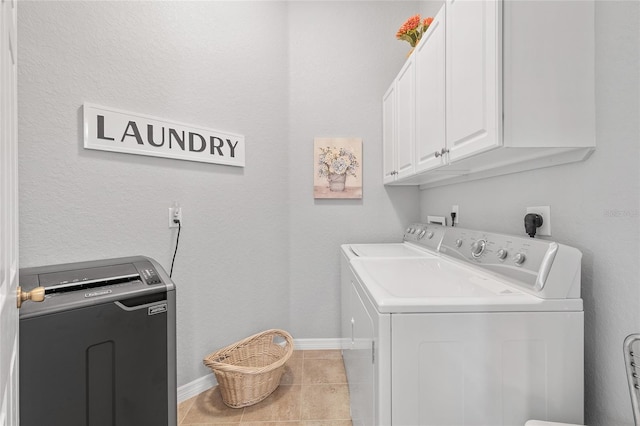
299,355 -> 304,422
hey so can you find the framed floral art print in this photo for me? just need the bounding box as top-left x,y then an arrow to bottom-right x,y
313,137 -> 362,199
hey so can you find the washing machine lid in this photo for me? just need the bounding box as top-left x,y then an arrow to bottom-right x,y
347,243 -> 437,258
350,257 -> 583,313
342,223 -> 445,260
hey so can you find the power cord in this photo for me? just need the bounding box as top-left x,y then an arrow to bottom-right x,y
170,219 -> 181,277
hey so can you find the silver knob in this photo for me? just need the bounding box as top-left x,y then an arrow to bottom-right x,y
417,230 -> 426,239
455,239 -> 463,248
513,253 -> 526,265
497,249 -> 508,260
426,231 -> 434,239
471,240 -> 486,257
435,148 -> 450,158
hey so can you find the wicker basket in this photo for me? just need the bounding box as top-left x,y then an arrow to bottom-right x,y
203,329 -> 294,408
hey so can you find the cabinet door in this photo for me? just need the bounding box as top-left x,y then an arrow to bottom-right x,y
382,83 -> 397,183
415,6 -> 446,173
395,57 -> 416,179
348,282 -> 375,426
446,0 -> 501,162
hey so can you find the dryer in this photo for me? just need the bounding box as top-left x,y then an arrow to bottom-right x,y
341,227 -> 584,426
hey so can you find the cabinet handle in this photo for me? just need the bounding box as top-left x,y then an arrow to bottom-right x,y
435,148 -> 449,158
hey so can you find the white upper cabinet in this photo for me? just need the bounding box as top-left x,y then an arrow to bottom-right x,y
395,58 -> 417,179
383,0 -> 595,188
414,6 -> 446,173
382,82 -> 397,184
445,0 -> 500,162
383,52 -> 417,182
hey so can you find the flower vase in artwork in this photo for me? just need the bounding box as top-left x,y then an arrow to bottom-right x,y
317,146 -> 359,194
328,172 -> 347,192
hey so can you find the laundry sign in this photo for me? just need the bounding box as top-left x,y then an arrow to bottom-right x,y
83,103 -> 245,167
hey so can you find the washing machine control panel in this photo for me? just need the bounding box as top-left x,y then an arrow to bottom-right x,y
403,223 -> 446,252
439,227 -> 560,293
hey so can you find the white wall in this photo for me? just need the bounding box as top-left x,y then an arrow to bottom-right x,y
419,2 -> 640,425
17,1 -> 421,387
287,2 -> 421,338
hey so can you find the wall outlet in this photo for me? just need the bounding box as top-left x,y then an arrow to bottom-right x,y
526,206 -> 550,236
451,205 -> 459,224
169,203 -> 182,228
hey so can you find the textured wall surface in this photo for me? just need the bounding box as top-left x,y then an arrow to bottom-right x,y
286,2 -> 422,338
419,2 -> 640,425
17,1 -> 422,386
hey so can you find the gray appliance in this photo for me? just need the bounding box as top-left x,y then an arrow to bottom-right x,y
19,256 -> 177,426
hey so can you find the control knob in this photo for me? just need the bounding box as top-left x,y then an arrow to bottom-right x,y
426,231 -> 434,239
417,229 -> 426,239
471,240 -> 486,257
513,253 -> 526,265
496,249 -> 508,260
455,239 -> 463,248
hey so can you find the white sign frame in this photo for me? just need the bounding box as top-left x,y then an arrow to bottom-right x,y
83,103 -> 245,167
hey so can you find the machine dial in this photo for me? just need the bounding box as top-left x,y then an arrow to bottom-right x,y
417,229 -> 427,239
426,231 -> 434,239
496,249 -> 508,260
513,253 -> 526,265
455,239 -> 463,248
471,240 -> 487,257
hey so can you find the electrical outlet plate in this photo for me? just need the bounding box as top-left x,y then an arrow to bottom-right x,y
169,204 -> 182,228
526,206 -> 550,236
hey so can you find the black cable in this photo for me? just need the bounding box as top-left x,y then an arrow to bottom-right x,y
170,220 -> 181,277
451,212 -> 457,227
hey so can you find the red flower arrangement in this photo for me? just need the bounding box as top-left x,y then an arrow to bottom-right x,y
396,14 -> 434,48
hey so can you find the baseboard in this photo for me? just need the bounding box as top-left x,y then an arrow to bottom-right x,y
290,337 -> 342,350
177,337 -> 343,403
177,373 -> 217,403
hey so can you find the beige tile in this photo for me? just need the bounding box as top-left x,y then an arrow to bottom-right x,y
241,385 -> 302,422
290,350 -> 304,359
281,357 -> 303,385
302,359 -> 347,385
303,350 -> 342,359
181,386 -> 244,424
300,385 -> 350,421
188,424 -> 240,426
180,351 -> 351,425
178,395 -> 198,424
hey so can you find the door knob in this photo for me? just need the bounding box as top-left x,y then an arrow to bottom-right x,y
17,286 -> 45,308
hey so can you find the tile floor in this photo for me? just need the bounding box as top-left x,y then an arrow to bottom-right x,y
178,349 -> 352,425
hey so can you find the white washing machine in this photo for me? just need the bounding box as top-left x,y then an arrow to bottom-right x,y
340,223 -> 445,426
341,226 -> 584,426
